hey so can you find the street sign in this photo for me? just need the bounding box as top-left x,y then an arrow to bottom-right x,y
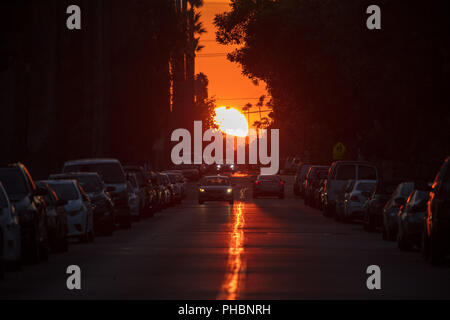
333,142 -> 346,160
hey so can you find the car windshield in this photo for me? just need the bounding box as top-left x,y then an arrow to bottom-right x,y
336,165 -> 356,180
76,175 -> 103,193
47,182 -> 79,201
0,168 -> 28,199
204,177 -> 230,186
64,163 -> 125,184
357,182 -> 375,192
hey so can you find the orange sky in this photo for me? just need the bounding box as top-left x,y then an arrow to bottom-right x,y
196,0 -> 269,127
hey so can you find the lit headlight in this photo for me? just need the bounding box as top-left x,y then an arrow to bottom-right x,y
227,188 -> 233,193
199,188 -> 205,192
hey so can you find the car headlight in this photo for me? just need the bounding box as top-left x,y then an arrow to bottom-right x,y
227,188 -> 232,193
199,188 -> 205,192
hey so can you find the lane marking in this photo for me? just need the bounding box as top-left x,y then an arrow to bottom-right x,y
217,202 -> 246,300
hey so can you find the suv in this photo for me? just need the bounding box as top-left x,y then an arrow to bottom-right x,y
323,161 -> 378,217
63,159 -> 131,228
423,157 -> 450,264
0,163 -> 49,263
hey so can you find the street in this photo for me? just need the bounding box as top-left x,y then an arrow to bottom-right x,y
1,173 -> 450,300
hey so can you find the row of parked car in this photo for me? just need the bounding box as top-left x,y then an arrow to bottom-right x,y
293,157 -> 450,265
0,158 -> 188,278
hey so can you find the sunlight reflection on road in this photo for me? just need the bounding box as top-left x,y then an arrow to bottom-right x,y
218,202 -> 246,300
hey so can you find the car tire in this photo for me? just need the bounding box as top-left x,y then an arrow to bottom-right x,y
397,230 -> 412,251
103,217 -> 115,236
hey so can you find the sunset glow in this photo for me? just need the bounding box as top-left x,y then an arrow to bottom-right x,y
214,107 -> 249,137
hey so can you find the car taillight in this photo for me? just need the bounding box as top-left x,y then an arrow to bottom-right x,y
255,181 -> 261,185
279,181 -> 284,186
351,195 -> 360,202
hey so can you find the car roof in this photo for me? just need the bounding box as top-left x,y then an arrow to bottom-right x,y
42,179 -> 78,185
51,172 -> 100,177
64,158 -> 121,166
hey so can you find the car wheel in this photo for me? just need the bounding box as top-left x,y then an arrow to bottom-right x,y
367,214 -> 375,232
103,217 -> 115,236
397,228 -> 411,251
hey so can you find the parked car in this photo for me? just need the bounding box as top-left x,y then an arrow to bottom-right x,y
160,173 -> 174,206
323,161 -> 378,217
127,172 -> 147,219
397,182 -> 431,250
147,171 -> 163,211
382,181 -> 415,241
304,166 -> 329,206
0,182 -> 21,269
153,172 -> 171,208
49,172 -> 115,235
198,176 -> 234,205
334,180 -> 355,221
253,175 -> 285,199
423,157 -> 450,264
127,180 -> 141,220
45,180 -> 95,243
0,163 -> 49,263
293,164 -> 312,197
63,159 -> 131,228
314,179 -> 327,209
175,164 -> 200,181
362,180 -> 401,232
163,172 -> 183,204
342,180 -> 377,221
124,165 -> 152,216
36,181 -> 68,253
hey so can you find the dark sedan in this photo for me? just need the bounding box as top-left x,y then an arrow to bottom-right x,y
253,175 -> 285,199
198,176 -> 234,205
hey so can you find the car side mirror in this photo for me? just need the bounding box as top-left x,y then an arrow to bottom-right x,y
395,197 -> 406,206
106,186 -> 116,192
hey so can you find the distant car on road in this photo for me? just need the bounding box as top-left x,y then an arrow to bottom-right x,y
0,163 -> 49,263
253,175 -> 285,199
423,157 -> 450,264
63,159 -> 131,228
0,182 -> 21,269
45,180 -> 94,243
323,161 -> 378,217
198,176 -> 234,205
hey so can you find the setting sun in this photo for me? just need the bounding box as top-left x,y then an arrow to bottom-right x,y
214,106 -> 249,137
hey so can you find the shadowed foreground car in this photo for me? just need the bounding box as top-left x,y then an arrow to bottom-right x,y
198,176 -> 234,205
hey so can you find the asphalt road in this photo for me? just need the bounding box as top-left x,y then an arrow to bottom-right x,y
1,173 -> 450,299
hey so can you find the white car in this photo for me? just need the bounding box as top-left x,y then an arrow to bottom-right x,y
0,182 -> 21,268
343,180 -> 377,221
127,181 -> 140,220
46,180 -> 94,242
